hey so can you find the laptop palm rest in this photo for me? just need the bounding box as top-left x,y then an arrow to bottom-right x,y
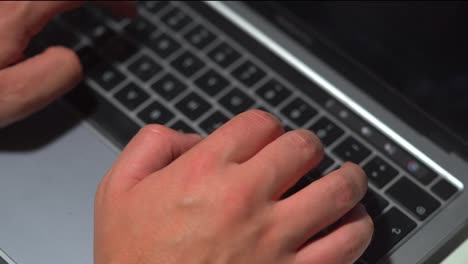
0,103 -> 117,264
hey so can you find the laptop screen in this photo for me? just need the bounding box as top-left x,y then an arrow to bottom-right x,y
258,2 -> 468,147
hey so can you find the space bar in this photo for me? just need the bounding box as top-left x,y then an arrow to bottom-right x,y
64,83 -> 141,149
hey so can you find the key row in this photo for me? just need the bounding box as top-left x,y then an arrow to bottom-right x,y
49,3 -> 458,203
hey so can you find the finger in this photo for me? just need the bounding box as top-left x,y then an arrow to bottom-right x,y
242,129 -> 323,199
294,204 -> 374,264
0,1 -> 135,68
0,1 -> 82,67
105,125 -> 202,194
275,163 -> 368,247
183,110 -> 284,164
0,46 -> 82,127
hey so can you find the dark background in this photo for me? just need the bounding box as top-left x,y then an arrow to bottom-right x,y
261,1 -> 468,148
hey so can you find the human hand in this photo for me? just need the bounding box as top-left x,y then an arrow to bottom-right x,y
95,110 -> 373,264
0,1 -> 134,128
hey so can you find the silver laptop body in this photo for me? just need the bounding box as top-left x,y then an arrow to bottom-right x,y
1,2 -> 467,263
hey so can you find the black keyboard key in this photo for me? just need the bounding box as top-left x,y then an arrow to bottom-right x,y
184,24 -> 216,50
306,154 -> 335,180
333,136 -> 371,164
324,99 -> 368,137
363,156 -> 399,188
362,191 -> 389,219
171,51 -> 205,77
146,33 -> 181,59
160,6 -> 193,32
370,133 -> 437,185
137,101 -> 174,124
309,117 -> 344,146
151,73 -> 187,101
326,98 -> 437,185
171,120 -> 196,134
387,177 -> 441,220
88,64 -> 125,91
284,125 -> 294,132
76,46 -> 102,72
128,54 -> 162,82
200,111 -> 229,134
100,36 -> 139,62
62,8 -> 87,26
62,8 -> 100,34
361,189 -> 377,204
207,42 -> 241,68
256,79 -> 292,107
431,178 -> 457,200
366,130 -> 438,185
125,16 -> 157,40
89,25 -> 118,45
255,106 -> 268,112
316,155 -> 335,175
175,92 -> 211,120
65,83 -> 140,149
98,7 -> 128,24
38,21 -> 80,48
114,83 -> 150,111
232,60 -> 266,87
401,155 -> 437,185
362,207 -> 417,263
25,37 -> 48,57
219,88 -> 255,115
140,1 -> 169,14
194,69 -> 229,96
280,98 -> 318,127
325,99 -> 411,164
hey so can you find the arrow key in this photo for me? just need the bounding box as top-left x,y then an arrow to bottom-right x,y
362,207 -> 416,263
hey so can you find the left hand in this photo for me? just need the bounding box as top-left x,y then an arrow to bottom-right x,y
0,1 -> 134,128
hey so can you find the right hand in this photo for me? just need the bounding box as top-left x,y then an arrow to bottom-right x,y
94,110 -> 373,264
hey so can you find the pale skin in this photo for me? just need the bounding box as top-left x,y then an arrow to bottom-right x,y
0,2 -> 374,264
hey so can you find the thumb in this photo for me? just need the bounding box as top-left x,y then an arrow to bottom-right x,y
103,125 -> 202,195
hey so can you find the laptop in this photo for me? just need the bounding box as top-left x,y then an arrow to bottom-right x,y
1,1 -> 467,263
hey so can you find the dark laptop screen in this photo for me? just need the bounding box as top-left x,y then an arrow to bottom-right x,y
271,2 -> 468,144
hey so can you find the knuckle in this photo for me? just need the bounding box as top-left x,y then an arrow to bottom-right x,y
186,149 -> 219,174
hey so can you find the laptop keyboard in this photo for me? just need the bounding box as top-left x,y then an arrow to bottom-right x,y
26,1 -> 460,263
